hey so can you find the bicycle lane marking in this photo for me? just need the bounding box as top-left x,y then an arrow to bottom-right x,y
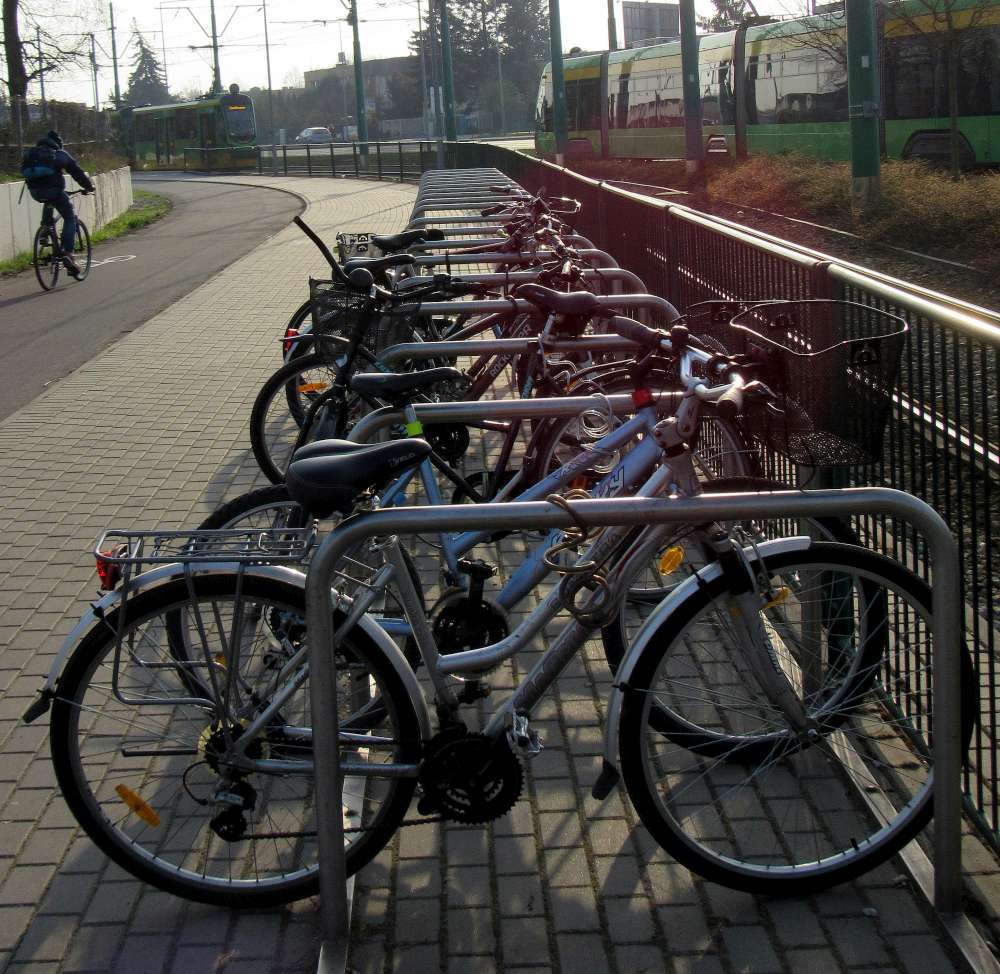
89,255 -> 137,269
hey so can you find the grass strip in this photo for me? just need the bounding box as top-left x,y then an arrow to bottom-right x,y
0,189 -> 172,276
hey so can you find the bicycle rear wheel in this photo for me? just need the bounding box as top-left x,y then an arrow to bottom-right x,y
33,225 -> 60,291
50,574 -> 422,907
618,542 -> 976,895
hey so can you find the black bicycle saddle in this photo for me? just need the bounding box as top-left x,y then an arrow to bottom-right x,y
342,254 -> 415,275
286,438 -> 431,517
349,367 -> 462,405
513,283 -> 604,318
372,228 -> 443,251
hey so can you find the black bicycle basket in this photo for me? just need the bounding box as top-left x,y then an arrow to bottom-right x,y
309,278 -> 379,361
728,300 -> 908,467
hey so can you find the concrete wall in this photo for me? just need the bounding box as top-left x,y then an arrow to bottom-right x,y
0,166 -> 134,262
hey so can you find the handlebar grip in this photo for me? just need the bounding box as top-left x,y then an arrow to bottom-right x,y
716,383 -> 745,422
425,228 -> 445,241
612,316 -> 662,348
481,204 -> 506,217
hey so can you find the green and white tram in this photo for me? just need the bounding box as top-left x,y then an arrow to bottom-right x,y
536,0 -> 1000,166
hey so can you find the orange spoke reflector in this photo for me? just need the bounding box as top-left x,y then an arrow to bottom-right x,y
658,546 -> 684,576
763,586 -> 792,611
115,784 -> 161,827
297,382 -> 329,393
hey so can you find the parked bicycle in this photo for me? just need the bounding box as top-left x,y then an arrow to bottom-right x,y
25,300 -> 974,909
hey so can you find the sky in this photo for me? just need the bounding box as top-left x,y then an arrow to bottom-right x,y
25,0 -> 805,108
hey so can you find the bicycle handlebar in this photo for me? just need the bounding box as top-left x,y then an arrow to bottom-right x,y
294,215 -> 348,282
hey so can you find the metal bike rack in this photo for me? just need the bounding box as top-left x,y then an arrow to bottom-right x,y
347,391 -> 684,444
408,233 -> 596,251
377,334 -> 644,368
307,487 -> 966,974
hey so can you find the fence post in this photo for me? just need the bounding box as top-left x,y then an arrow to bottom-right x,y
282,143 -> 288,175
306,142 -> 312,176
256,147 -> 262,174
353,143 -> 359,178
330,142 -> 337,177
399,141 -> 404,182
376,142 -> 383,180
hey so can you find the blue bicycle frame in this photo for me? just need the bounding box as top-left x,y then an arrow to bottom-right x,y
373,404 -> 663,634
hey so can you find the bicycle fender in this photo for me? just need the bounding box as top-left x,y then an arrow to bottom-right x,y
34,563 -> 432,741
600,536 -> 813,781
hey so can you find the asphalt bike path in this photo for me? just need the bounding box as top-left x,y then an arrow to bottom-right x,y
0,179 -> 302,420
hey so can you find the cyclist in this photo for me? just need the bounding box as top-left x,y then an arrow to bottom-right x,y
21,131 -> 95,278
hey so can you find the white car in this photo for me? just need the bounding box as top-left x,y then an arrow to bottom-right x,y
294,127 -> 333,144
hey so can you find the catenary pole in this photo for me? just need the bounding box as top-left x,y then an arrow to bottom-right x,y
417,0 -> 429,134
607,0 -> 618,49
348,0 -> 369,146
159,7 -> 170,89
846,0 -> 881,207
548,0 -> 569,164
679,0 -> 704,184
261,0 -> 276,141
109,3 -> 122,109
208,0 -> 222,92
439,0 -> 458,140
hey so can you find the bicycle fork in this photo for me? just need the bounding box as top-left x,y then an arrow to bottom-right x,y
708,527 -> 817,738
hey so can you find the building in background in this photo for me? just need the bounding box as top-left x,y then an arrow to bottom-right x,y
622,1 -> 680,48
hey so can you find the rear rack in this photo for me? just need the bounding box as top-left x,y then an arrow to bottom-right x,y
95,527 -> 316,568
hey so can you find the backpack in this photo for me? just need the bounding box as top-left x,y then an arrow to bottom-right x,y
21,144 -> 58,184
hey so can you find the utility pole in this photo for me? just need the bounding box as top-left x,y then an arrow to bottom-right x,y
159,7 -> 170,89
37,27 -> 46,118
495,38 -> 506,134
109,3 -> 122,109
846,0 -> 881,208
90,33 -> 100,112
428,0 -> 444,157
209,0 -> 222,93
548,0 -> 568,164
417,0 -> 428,134
262,0 -> 276,154
348,0 -> 369,146
439,0 -> 457,141
607,0 -> 618,50
679,0 -> 704,185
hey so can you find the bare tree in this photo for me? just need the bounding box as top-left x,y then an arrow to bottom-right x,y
3,0 -> 97,132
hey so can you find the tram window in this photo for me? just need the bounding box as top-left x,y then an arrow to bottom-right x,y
175,108 -> 197,140
133,114 -> 155,142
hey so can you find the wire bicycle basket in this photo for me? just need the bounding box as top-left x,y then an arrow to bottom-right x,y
728,300 -> 908,467
309,278 -> 383,361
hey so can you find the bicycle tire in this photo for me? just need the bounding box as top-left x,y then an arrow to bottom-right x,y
33,224 -> 60,291
618,542 -> 976,895
600,476 -> 861,671
73,219 -> 92,281
193,484 -> 426,668
250,346 -> 373,484
50,574 -> 422,908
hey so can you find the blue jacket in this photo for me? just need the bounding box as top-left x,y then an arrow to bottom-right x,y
22,137 -> 95,196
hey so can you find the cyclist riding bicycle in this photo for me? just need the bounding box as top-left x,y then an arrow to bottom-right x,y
21,131 -> 95,279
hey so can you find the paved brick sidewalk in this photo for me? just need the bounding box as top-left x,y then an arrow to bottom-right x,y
0,174 -> 978,974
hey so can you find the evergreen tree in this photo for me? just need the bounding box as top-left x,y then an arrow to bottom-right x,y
124,24 -> 171,106
699,0 -> 749,32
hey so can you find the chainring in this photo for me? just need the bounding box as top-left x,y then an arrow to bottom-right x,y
426,423 -> 471,464
418,730 -> 523,825
430,589 -> 510,655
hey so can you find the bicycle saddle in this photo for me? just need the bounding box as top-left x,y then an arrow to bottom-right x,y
513,283 -> 604,318
349,367 -> 463,405
286,438 -> 431,518
342,254 -> 415,274
371,228 -> 443,252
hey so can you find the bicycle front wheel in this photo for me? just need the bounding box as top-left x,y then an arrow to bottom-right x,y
33,225 -> 60,291
618,542 -> 975,895
73,219 -> 92,281
250,345 -> 373,484
50,574 -> 422,907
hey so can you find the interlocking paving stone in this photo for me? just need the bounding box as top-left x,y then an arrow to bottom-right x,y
0,173 -> 985,973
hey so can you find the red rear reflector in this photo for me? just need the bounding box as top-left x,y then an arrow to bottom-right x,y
633,388 -> 654,407
283,329 -> 299,356
95,552 -> 122,591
